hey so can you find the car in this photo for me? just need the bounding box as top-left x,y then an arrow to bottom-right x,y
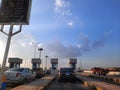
44,70 -> 51,75
4,67 -> 36,84
32,68 -> 45,78
58,68 -> 76,81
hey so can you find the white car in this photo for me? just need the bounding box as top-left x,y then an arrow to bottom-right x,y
4,67 -> 36,84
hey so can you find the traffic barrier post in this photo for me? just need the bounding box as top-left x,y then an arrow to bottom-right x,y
1,75 -> 7,90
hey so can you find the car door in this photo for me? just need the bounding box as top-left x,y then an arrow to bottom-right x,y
24,68 -> 31,80
28,69 -> 35,80
27,68 -> 33,80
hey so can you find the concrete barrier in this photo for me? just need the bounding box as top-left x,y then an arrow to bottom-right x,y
96,87 -> 102,90
76,75 -> 103,90
76,75 -> 120,90
88,75 -> 120,84
11,75 -> 56,90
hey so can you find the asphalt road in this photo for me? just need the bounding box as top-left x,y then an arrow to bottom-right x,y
47,77 -> 89,90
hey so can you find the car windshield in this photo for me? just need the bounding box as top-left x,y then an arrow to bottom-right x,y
7,68 -> 24,72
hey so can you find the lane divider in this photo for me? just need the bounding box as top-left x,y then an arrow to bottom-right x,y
42,75 -> 56,90
76,76 -> 103,90
88,75 -> 120,84
11,75 -> 56,90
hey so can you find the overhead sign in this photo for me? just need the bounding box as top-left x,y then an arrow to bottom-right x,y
0,0 -> 32,25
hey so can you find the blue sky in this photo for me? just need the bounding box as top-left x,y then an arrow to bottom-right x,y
0,0 -> 120,69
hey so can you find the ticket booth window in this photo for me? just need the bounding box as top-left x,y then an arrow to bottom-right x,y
33,63 -> 37,69
52,64 -> 56,70
71,64 -> 76,70
14,63 -> 20,68
10,63 -> 14,68
36,64 -> 40,68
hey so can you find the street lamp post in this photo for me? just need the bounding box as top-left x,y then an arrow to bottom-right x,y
38,48 -> 43,68
45,55 -> 48,70
31,42 -> 39,58
38,48 -> 43,59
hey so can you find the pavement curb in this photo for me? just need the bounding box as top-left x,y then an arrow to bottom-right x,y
42,75 -> 56,90
83,81 -> 103,90
88,75 -> 120,85
76,76 -> 103,90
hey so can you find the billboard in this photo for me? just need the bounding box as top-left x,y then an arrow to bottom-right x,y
0,0 -> 32,25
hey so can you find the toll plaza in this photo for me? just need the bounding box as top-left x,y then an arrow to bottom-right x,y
50,58 -> 58,75
8,58 -> 23,68
31,58 -> 41,70
69,58 -> 77,70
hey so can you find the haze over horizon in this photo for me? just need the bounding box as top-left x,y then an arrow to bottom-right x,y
0,0 -> 120,69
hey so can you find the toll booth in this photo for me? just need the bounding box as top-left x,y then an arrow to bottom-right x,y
8,58 -> 23,68
50,58 -> 58,74
69,58 -> 77,70
31,58 -> 41,70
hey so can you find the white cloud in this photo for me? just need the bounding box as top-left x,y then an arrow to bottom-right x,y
11,33 -> 35,48
55,0 -> 64,7
77,44 -> 81,48
68,21 -> 73,26
54,0 -> 71,17
79,33 -> 90,53
54,0 -> 82,28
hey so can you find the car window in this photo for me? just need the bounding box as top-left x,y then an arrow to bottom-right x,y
60,68 -> 73,72
24,69 -> 28,73
28,69 -> 32,74
8,68 -> 24,72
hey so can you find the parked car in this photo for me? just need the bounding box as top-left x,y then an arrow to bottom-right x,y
4,67 -> 36,84
44,70 -> 51,75
32,68 -> 44,78
58,68 -> 76,81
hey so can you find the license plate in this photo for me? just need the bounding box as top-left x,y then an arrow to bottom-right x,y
66,73 -> 70,75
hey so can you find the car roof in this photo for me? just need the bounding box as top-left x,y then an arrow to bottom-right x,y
60,68 -> 73,70
60,67 -> 72,69
7,67 -> 30,71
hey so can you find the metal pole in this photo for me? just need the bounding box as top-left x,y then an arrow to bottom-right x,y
45,56 -> 48,70
38,48 -> 43,69
38,48 -> 43,59
34,44 -> 37,58
46,57 -> 47,69
39,51 -> 41,59
0,25 -> 13,84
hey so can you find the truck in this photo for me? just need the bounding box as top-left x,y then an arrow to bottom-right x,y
91,67 -> 109,76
